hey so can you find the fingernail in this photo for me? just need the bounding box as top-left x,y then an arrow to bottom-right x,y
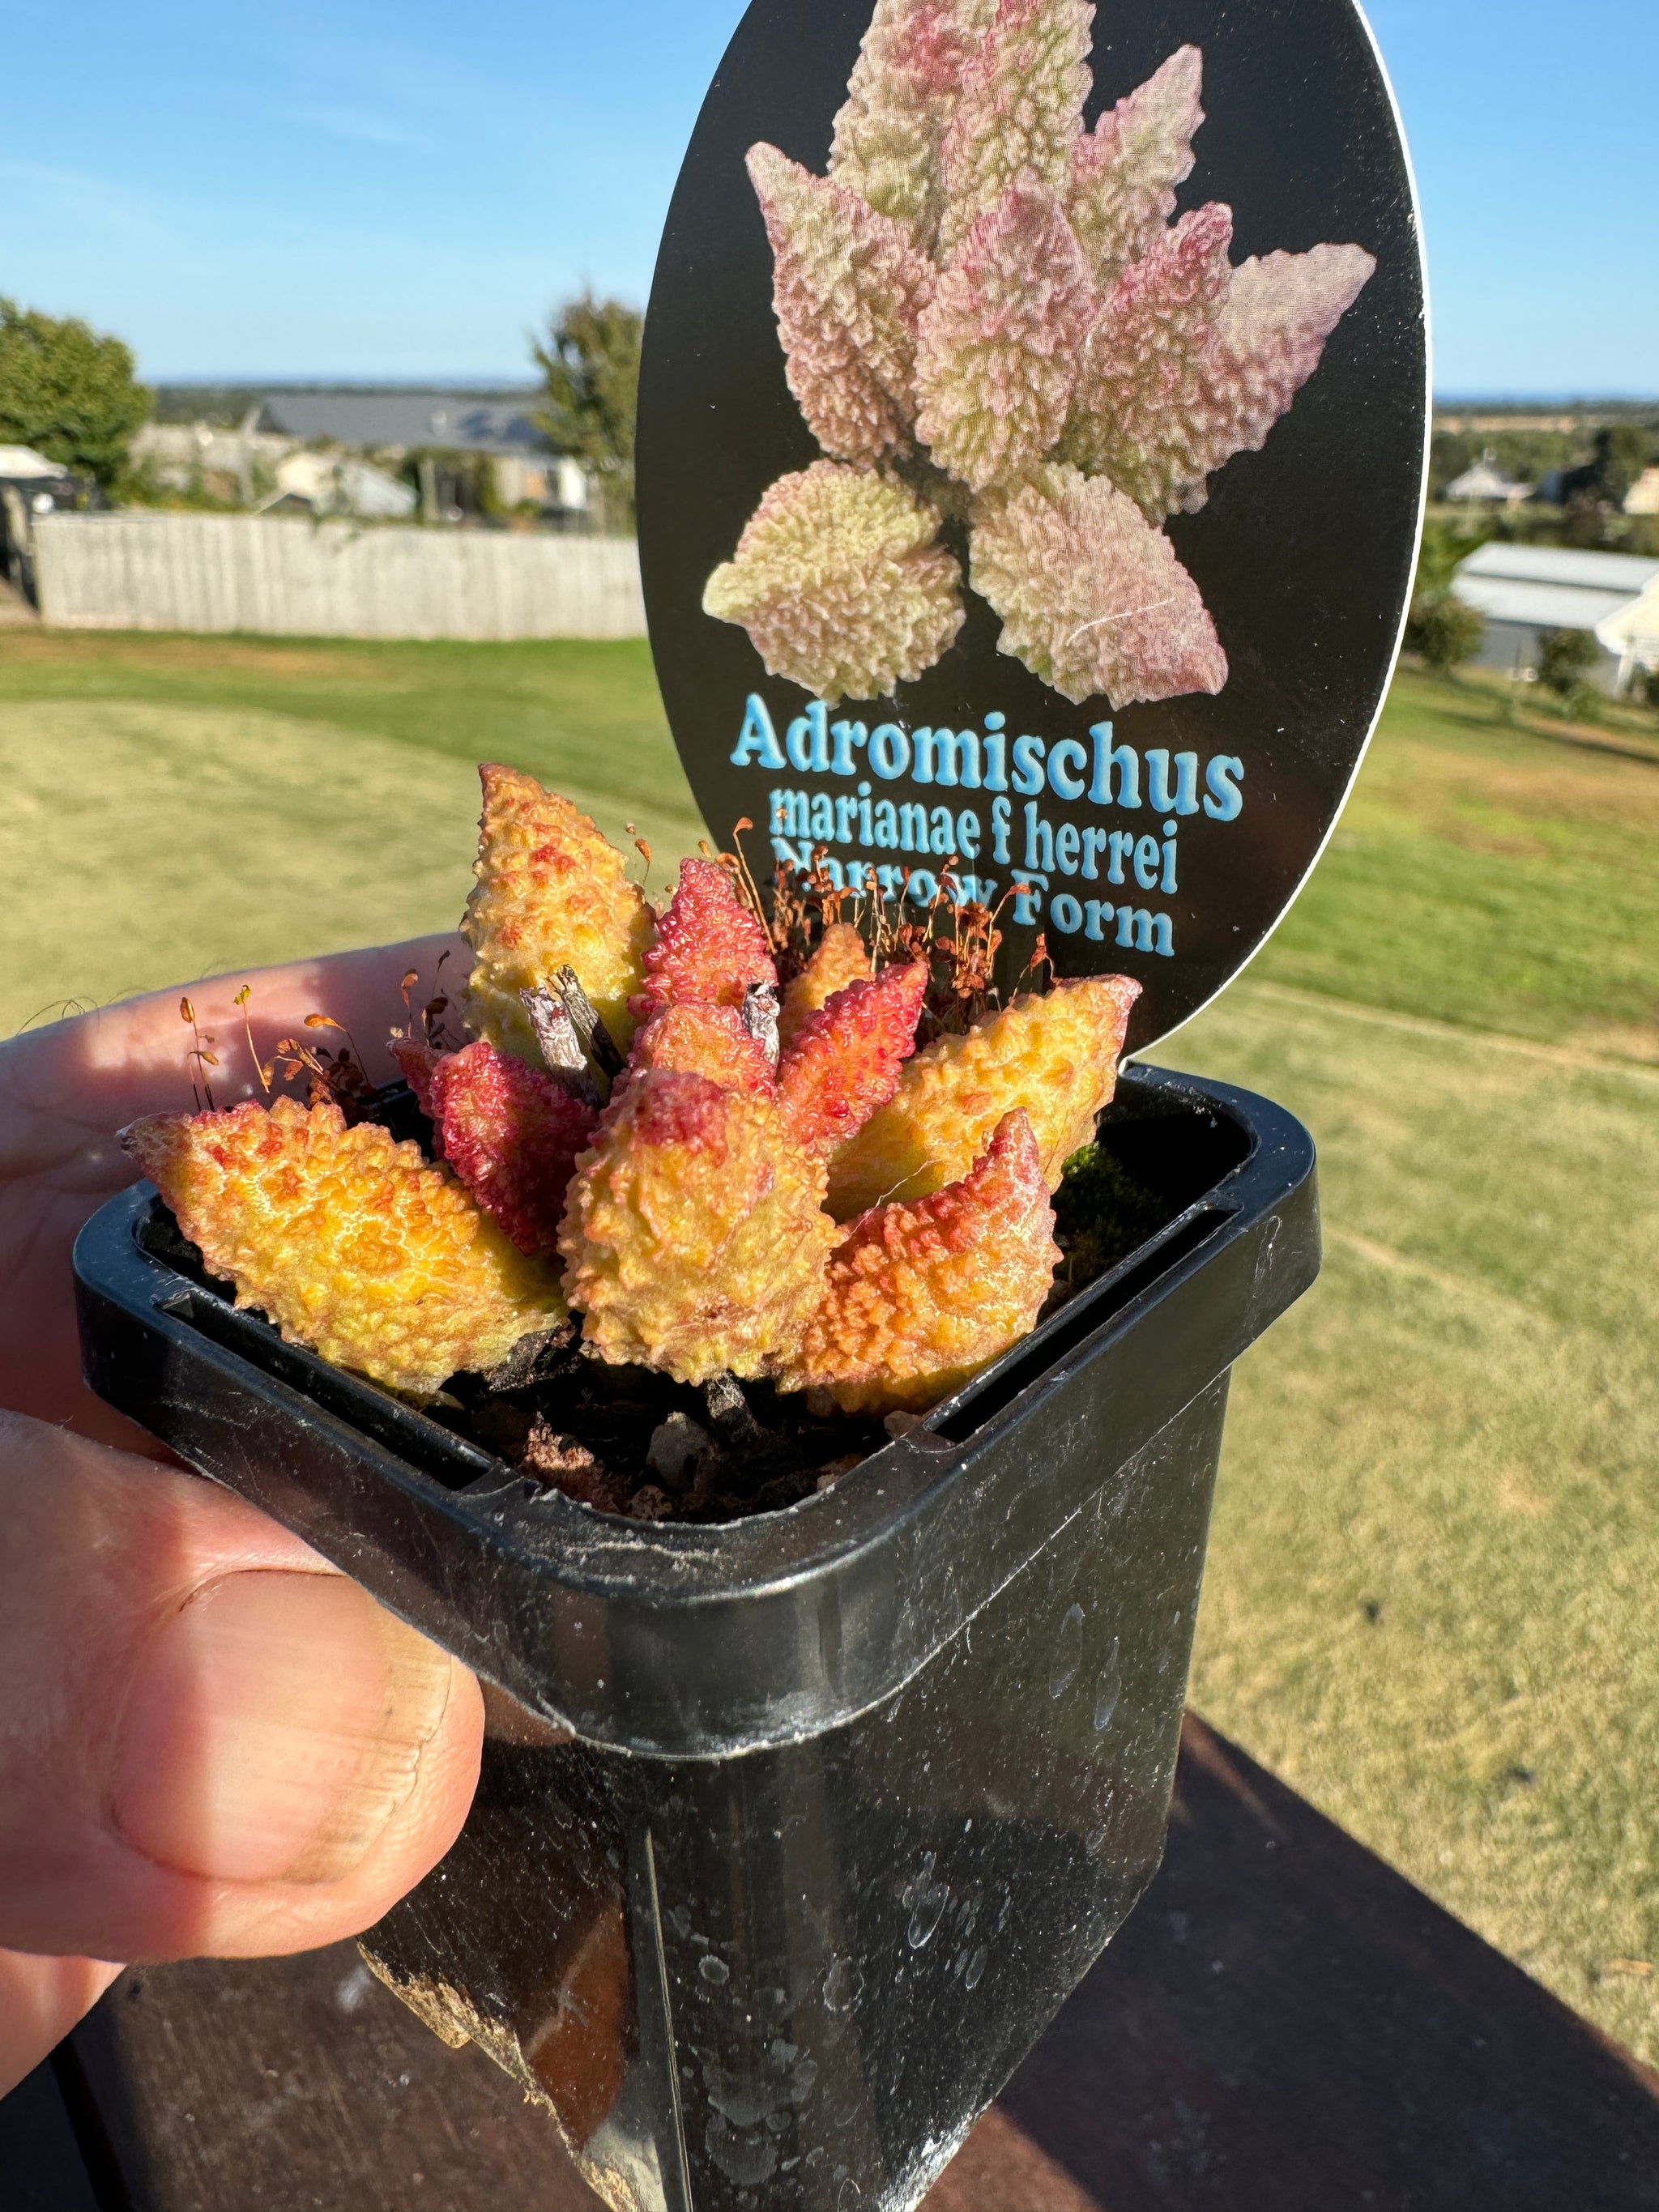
112,1571 -> 457,1887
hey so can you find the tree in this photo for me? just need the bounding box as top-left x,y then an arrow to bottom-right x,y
532,293 -> 642,531
0,300 -> 150,487
1412,593 -> 1485,676
1537,627 -> 1599,698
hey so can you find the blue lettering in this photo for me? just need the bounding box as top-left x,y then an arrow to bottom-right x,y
1051,893 -> 1084,935
869,722 -> 910,779
1011,734 -> 1047,795
787,701 -> 830,773
1047,738 -> 1087,800
734,694 -> 787,769
1089,722 -> 1140,807
1204,755 -> 1244,820
830,718 -> 868,775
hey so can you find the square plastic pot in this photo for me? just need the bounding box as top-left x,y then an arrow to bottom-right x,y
75,1063 -> 1318,2212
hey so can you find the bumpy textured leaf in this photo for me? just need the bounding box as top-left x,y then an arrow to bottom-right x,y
1062,201 -> 1235,516
829,0 -> 990,253
461,766 -> 654,1061
827,972 -> 1139,1219
783,1109 -> 1059,1414
937,0 -> 1094,262
703,462 -> 964,703
1068,46 -> 1202,285
124,1097 -> 566,1395
632,857 -> 776,1018
559,1070 -> 837,1383
748,143 -> 936,465
777,960 -> 928,1155
1176,244 -> 1377,498
914,176 -> 1094,492
970,462 -> 1226,705
392,1038 -> 595,1260
778,923 -> 872,1051
626,1002 -> 778,1097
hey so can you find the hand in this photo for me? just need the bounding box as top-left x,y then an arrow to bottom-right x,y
0,940 -> 484,2095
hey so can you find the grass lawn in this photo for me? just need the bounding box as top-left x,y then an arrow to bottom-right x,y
2,634 -> 1656,2060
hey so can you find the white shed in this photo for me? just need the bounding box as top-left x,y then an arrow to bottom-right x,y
1451,543 -> 1659,691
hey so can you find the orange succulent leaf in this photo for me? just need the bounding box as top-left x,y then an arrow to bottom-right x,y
407,1038 -> 597,1260
558,1069 -> 836,1384
631,857 -> 777,1020
627,1002 -> 778,1097
122,1097 -> 567,1396
783,1109 -> 1059,1415
390,1039 -> 440,1115
825,973 -> 1141,1220
460,765 -> 654,1063
778,960 -> 927,1155
778,923 -> 872,1051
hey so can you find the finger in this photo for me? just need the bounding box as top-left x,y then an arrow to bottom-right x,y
0,931 -> 463,1442
0,1411 -> 482,1967
0,1951 -> 122,2101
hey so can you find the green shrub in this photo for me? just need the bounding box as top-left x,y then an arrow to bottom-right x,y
0,298 -> 150,487
1410,592 -> 1485,676
1537,627 -> 1600,698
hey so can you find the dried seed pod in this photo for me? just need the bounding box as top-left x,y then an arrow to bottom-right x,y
559,1068 -> 837,1385
826,974 -> 1141,1221
460,765 -> 654,1063
777,960 -> 927,1156
395,1038 -> 597,1260
778,923 -> 872,1051
123,1097 -> 567,1396
631,857 -> 777,1020
783,1110 -> 1059,1416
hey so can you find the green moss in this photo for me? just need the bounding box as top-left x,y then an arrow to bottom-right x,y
1050,1140 -> 1168,1294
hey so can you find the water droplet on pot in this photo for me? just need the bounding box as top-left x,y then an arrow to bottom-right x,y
963,1945 -> 989,1991
1094,1638 -> 1122,1733
1050,1604 -> 1084,1698
823,1954 -> 860,2014
903,1853 -> 949,1948
700,1954 -> 731,1985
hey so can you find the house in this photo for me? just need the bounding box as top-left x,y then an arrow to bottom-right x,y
1596,581 -> 1659,689
1444,450 -> 1533,506
1623,467 -> 1659,518
250,389 -> 588,518
1451,543 -> 1659,693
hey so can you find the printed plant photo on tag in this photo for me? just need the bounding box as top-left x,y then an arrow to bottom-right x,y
638,0 -> 1428,1051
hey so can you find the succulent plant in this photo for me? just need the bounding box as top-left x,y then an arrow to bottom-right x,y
129,774 -> 1143,1457
702,0 -> 1375,706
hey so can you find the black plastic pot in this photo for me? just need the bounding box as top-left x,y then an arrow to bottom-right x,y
75,1063 -> 1318,2212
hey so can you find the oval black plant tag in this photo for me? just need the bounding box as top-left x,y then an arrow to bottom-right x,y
638,0 -> 1427,1052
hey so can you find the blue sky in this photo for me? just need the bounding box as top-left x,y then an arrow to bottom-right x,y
2,0 -> 1653,395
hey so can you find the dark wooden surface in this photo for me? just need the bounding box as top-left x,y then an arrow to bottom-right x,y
10,1715 -> 1658,2210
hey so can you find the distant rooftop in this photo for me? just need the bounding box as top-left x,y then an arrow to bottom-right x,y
251,388 -> 551,455
1452,541 -> 1659,635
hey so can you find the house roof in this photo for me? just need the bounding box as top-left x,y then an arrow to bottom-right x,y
1456,543 -> 1659,592
1444,459 -> 1530,501
254,389 -> 552,455
1450,542 -> 1659,637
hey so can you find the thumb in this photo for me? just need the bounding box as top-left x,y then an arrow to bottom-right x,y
0,1410 -> 482,1972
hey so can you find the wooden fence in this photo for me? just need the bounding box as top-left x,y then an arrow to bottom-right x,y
31,512 -> 646,639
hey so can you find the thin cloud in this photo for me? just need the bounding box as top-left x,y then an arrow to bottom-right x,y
290,105 -> 428,150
